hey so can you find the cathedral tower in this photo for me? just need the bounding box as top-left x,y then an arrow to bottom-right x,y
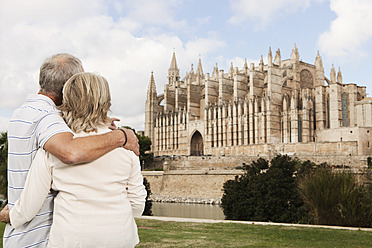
145,71 -> 157,142
168,51 -> 179,86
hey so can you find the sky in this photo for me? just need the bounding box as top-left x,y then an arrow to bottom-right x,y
1,0 -> 372,132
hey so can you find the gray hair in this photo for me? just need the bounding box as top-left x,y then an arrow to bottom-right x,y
39,53 -> 83,98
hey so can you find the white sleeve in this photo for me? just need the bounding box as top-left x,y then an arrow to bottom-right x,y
127,154 -> 147,218
37,112 -> 73,149
9,149 -> 53,229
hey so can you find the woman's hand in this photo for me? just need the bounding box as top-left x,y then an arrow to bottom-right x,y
108,117 -> 120,130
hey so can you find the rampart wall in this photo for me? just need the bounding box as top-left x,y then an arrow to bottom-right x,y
142,170 -> 244,204
143,144 -> 371,204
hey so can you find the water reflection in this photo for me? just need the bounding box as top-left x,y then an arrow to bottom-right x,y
151,202 -> 225,220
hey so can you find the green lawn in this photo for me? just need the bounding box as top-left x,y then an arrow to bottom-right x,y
136,218 -> 372,248
0,223 -> 4,248
0,219 -> 371,248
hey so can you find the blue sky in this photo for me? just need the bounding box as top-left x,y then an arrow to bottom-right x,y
1,0 -> 372,132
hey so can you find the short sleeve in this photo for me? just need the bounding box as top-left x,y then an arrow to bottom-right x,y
9,149 -> 53,229
36,112 -> 73,149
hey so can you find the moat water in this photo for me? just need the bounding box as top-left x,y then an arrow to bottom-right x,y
151,202 -> 225,220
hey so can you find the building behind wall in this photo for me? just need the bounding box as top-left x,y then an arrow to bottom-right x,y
145,45 -> 372,168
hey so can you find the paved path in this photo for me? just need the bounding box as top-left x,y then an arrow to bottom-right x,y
139,215 -> 372,232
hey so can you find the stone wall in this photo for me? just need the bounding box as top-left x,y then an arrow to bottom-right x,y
142,170 -> 244,204
143,151 -> 371,204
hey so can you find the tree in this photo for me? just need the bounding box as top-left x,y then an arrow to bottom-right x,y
121,126 -> 153,168
142,177 -> 152,216
221,155 -> 307,223
0,132 -> 8,199
298,167 -> 372,227
137,135 -> 153,167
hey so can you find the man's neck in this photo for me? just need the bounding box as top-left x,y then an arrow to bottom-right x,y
38,90 -> 62,106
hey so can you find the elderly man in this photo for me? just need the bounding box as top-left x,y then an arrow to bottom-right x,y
1,53 -> 139,248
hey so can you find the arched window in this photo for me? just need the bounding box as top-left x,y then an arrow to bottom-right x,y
313,100 -> 316,132
298,98 -> 303,110
281,120 -> 284,143
190,131 -> 204,156
300,69 -> 313,89
298,117 -> 303,142
341,93 -> 349,127
326,97 -> 330,128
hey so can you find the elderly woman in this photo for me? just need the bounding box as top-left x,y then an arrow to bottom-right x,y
10,72 -> 147,248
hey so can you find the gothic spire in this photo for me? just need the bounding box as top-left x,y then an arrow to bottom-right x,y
259,55 -> 264,65
196,56 -> 204,78
337,67 -> 343,83
244,58 -> 248,70
229,62 -> 234,74
189,63 -> 196,82
291,43 -> 299,62
170,50 -> 178,70
244,58 -> 249,75
168,51 -> 180,85
274,48 -> 281,66
190,63 -> 195,75
212,63 -> 218,78
147,71 -> 157,95
259,55 -> 264,71
330,64 -> 336,83
268,47 -> 273,66
315,50 -> 324,71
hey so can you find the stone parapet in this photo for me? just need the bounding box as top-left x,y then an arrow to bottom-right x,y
149,194 -> 222,205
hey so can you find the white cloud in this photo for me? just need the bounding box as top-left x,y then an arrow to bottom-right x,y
0,0 -> 225,131
318,0 -> 372,60
228,0 -> 323,29
0,116 -> 10,133
111,113 -> 146,131
118,0 -> 187,30
0,0 -> 106,26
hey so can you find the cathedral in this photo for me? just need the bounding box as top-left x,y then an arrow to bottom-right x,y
145,45 -> 372,167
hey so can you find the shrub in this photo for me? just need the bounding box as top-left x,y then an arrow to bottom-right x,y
221,155 -> 307,223
0,132 -> 7,199
298,167 -> 372,227
143,177 -> 152,216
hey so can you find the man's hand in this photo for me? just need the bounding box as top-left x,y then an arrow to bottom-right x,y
109,117 -> 120,130
120,128 -> 140,156
0,204 -> 10,223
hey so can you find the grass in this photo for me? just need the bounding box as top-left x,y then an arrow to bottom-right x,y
0,222 -> 4,248
136,218 -> 372,248
0,219 -> 371,248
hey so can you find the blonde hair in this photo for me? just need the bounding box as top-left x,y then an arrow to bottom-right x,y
59,72 -> 111,133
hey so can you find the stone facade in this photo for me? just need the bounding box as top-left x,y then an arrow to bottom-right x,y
145,45 -> 372,168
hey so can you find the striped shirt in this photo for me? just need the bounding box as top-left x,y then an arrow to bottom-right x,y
3,94 -> 73,248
